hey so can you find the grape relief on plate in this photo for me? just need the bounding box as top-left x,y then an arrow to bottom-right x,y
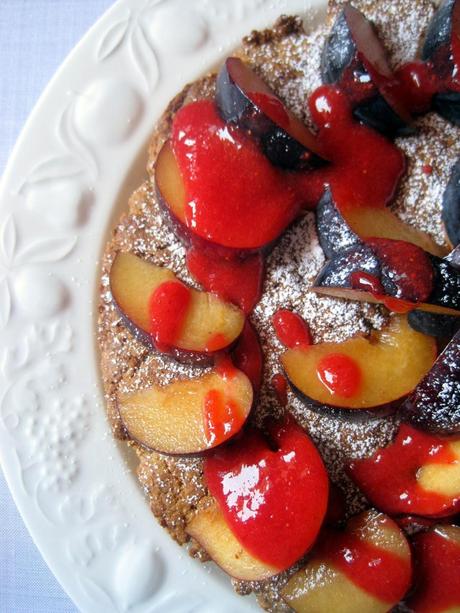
0,0 -> 313,610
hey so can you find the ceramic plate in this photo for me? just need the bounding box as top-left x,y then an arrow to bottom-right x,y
0,0 -> 326,610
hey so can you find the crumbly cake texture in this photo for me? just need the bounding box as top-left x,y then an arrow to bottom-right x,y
97,0 -> 456,609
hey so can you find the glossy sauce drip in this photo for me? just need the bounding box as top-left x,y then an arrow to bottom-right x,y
350,271 -> 417,314
316,353 -> 362,398
271,373 -> 288,406
349,424 -> 460,517
231,322 -> 263,393
203,389 -> 243,447
319,529 -> 411,603
149,280 -> 191,351
186,247 -> 264,314
272,309 -> 312,348
408,528 -> 460,612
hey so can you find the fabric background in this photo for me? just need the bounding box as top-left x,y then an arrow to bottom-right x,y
0,2 -> 114,611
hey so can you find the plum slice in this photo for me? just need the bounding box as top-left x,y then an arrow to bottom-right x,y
216,57 -> 325,169
316,189 -> 446,258
349,423 -> 460,518
321,4 -> 414,137
402,329 -> 460,435
281,315 -> 436,414
109,252 -> 244,363
442,156 -> 460,248
422,0 -> 460,125
118,366 -> 253,454
281,510 -> 412,613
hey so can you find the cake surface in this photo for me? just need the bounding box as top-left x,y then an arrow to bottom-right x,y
97,0 -> 459,609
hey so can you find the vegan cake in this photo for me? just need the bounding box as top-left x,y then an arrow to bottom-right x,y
98,0 -> 460,610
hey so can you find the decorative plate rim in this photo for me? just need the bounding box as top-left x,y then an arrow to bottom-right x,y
0,0 -> 327,611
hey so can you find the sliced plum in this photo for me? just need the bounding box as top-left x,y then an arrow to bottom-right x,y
315,189 -> 361,258
321,4 -> 414,137
402,329 -> 460,435
408,310 -> 460,338
216,57 -> 326,169
442,157 -> 460,248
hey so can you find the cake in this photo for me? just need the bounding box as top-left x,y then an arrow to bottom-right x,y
97,0 -> 460,610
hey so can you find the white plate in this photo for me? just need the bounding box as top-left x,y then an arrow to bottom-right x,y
0,0 -> 326,611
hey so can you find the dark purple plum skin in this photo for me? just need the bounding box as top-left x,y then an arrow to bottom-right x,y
428,255 -> 460,311
401,329 -> 460,435
321,6 -> 414,137
408,310 -> 460,338
314,244 -> 381,290
216,58 -> 325,170
442,157 -> 460,247
315,189 -> 361,258
422,0 -> 460,126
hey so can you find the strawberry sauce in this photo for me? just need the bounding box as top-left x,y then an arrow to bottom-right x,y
149,280 -> 191,351
316,353 -> 362,398
186,247 -> 264,314
231,322 -> 263,393
203,389 -> 244,447
349,424 -> 460,517
271,373 -> 288,406
272,309 -> 312,348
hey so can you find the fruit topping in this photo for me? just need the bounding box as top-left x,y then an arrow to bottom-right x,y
109,252 -> 244,362
402,329 -> 460,435
231,321 -> 263,393
281,509 -> 412,613
442,156 -> 460,248
316,189 -> 445,257
281,315 -> 436,413
216,57 -> 325,169
406,524 -> 460,612
164,100 -> 310,251
321,4 -> 414,136
349,423 -> 460,518
270,373 -> 288,406
118,367 -> 253,454
422,0 -> 460,125
203,414 -> 329,572
186,247 -> 264,314
407,310 -> 460,338
272,309 -> 313,349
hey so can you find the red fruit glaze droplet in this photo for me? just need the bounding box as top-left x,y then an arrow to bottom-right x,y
232,322 -> 263,393
271,373 -> 288,406
203,389 -> 244,447
149,280 -> 191,351
317,353 -> 362,398
272,309 -> 312,349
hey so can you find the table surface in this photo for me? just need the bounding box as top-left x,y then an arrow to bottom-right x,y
0,3 -> 114,611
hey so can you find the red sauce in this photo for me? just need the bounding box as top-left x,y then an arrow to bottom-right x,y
422,164 -> 433,175
324,483 -> 346,526
186,247 -> 264,314
203,389 -> 244,447
317,353 -> 362,398
215,355 -> 238,380
272,309 -> 312,348
171,101 -> 307,250
249,92 -> 291,130
394,61 -> 439,114
271,373 -> 288,406
319,528 -> 411,604
231,321 -> 263,393
380,296 -> 416,314
205,333 -> 230,352
149,280 -> 191,351
350,271 -> 385,294
204,415 -> 329,569
407,528 -> 460,613
349,424 -> 460,517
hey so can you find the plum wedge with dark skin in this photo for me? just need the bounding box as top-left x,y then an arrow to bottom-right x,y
216,57 -> 326,169
313,238 -> 460,317
109,252 -> 245,364
282,510 -> 412,613
118,365 -> 253,455
321,4 -> 414,137
401,329 -> 460,435
422,0 -> 460,125
281,315 -> 436,417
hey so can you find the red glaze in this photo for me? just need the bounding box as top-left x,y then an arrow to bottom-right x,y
349,424 -> 460,518
396,515 -> 439,536
366,238 -> 434,303
186,247 -> 264,314
249,92 -> 291,130
272,309 -> 312,348
350,271 -> 385,294
205,333 -> 230,352
231,321 -> 263,393
380,296 -> 416,314
203,388 -> 245,447
394,61 -> 439,114
307,86 -> 406,209
318,524 -> 412,604
149,280 -> 191,352
422,164 -> 433,175
271,373 -> 288,406
324,483 -> 346,526
316,353 -> 362,399
204,414 -> 329,569
171,100 -> 308,250
215,355 -> 239,380
407,527 -> 460,613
